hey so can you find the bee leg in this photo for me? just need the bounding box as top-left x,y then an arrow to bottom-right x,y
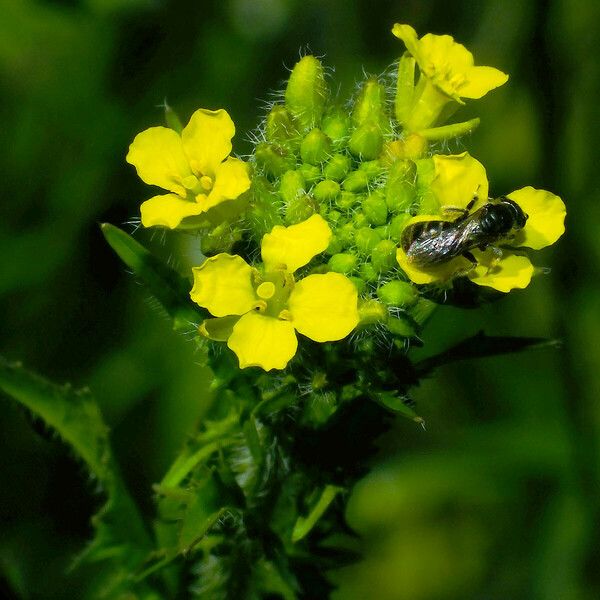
442,194 -> 479,221
483,246 -> 504,274
456,251 -> 478,277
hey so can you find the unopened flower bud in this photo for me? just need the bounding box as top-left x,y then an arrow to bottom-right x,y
298,163 -> 321,185
255,143 -> 296,177
386,159 -> 417,213
266,105 -> 300,145
349,121 -> 384,160
388,213 -> 412,241
359,261 -> 378,282
362,191 -> 388,226
328,252 -> 358,274
322,112 -> 349,147
284,193 -> 317,224
300,128 -> 332,165
353,79 -> 390,131
358,298 -> 388,325
377,280 -> 418,307
323,154 -> 351,181
314,179 -> 341,203
343,170 -> 369,193
279,170 -> 305,203
371,239 -> 397,273
285,55 -> 329,131
355,227 -> 381,254
387,315 -> 418,337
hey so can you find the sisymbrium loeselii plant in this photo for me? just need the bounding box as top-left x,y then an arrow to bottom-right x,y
0,23 -> 565,599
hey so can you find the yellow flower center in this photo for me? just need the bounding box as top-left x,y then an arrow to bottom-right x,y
255,270 -> 295,319
256,281 -> 276,300
181,175 -> 199,190
200,175 -> 213,191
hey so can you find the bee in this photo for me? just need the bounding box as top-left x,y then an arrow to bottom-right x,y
401,196 -> 528,267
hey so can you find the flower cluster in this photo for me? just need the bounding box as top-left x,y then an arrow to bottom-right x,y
126,24 -> 565,371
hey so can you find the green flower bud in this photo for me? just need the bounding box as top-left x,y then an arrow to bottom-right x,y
255,142 -> 296,177
279,170 -> 305,203
285,55 -> 328,131
355,226 -> 381,254
349,121 -> 384,160
358,298 -> 388,325
388,213 -> 412,242
322,112 -> 349,146
323,153 -> 351,181
328,252 -> 358,274
377,280 -> 418,307
343,170 -> 369,193
359,261 -> 378,282
415,158 -> 440,214
387,315 -> 418,338
266,104 -> 300,146
375,224 -> 390,239
313,179 -> 341,203
301,128 -> 332,165
249,175 -> 283,236
386,159 -> 417,213
353,79 -> 389,130
298,163 -> 322,185
371,239 -> 397,273
335,191 -> 359,210
409,298 -> 437,326
328,209 -> 342,223
359,159 -> 384,180
285,193 -> 317,224
349,276 -> 366,295
337,222 -> 355,246
362,191 -> 388,226
326,235 -> 343,255
352,211 -> 369,229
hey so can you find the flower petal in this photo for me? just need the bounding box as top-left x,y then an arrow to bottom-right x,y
391,23 -> 422,61
261,214 -> 332,273
228,312 -> 298,370
396,245 -> 470,284
288,273 -> 359,342
190,254 -> 257,317
202,157 -> 251,211
181,108 -> 235,177
468,250 -> 534,292
126,127 -> 191,196
431,153 -> 489,211
459,66 -> 509,99
140,193 -> 204,229
508,187 -> 566,250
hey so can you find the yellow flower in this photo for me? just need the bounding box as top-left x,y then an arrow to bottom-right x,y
190,215 -> 360,371
396,153 -> 566,292
392,23 -> 508,103
126,109 -> 251,229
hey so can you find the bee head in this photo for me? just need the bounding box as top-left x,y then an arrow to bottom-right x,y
480,197 -> 528,235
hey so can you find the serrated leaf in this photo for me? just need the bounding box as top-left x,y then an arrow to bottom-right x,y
414,330 -> 559,377
0,357 -> 154,598
101,223 -> 204,330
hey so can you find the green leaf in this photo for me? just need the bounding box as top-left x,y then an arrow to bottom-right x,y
292,485 -> 343,543
0,357 -> 155,598
373,391 -> 425,425
414,330 -> 559,377
101,223 -> 204,330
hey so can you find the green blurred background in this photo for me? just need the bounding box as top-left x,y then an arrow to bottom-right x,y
1,0 -> 598,598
